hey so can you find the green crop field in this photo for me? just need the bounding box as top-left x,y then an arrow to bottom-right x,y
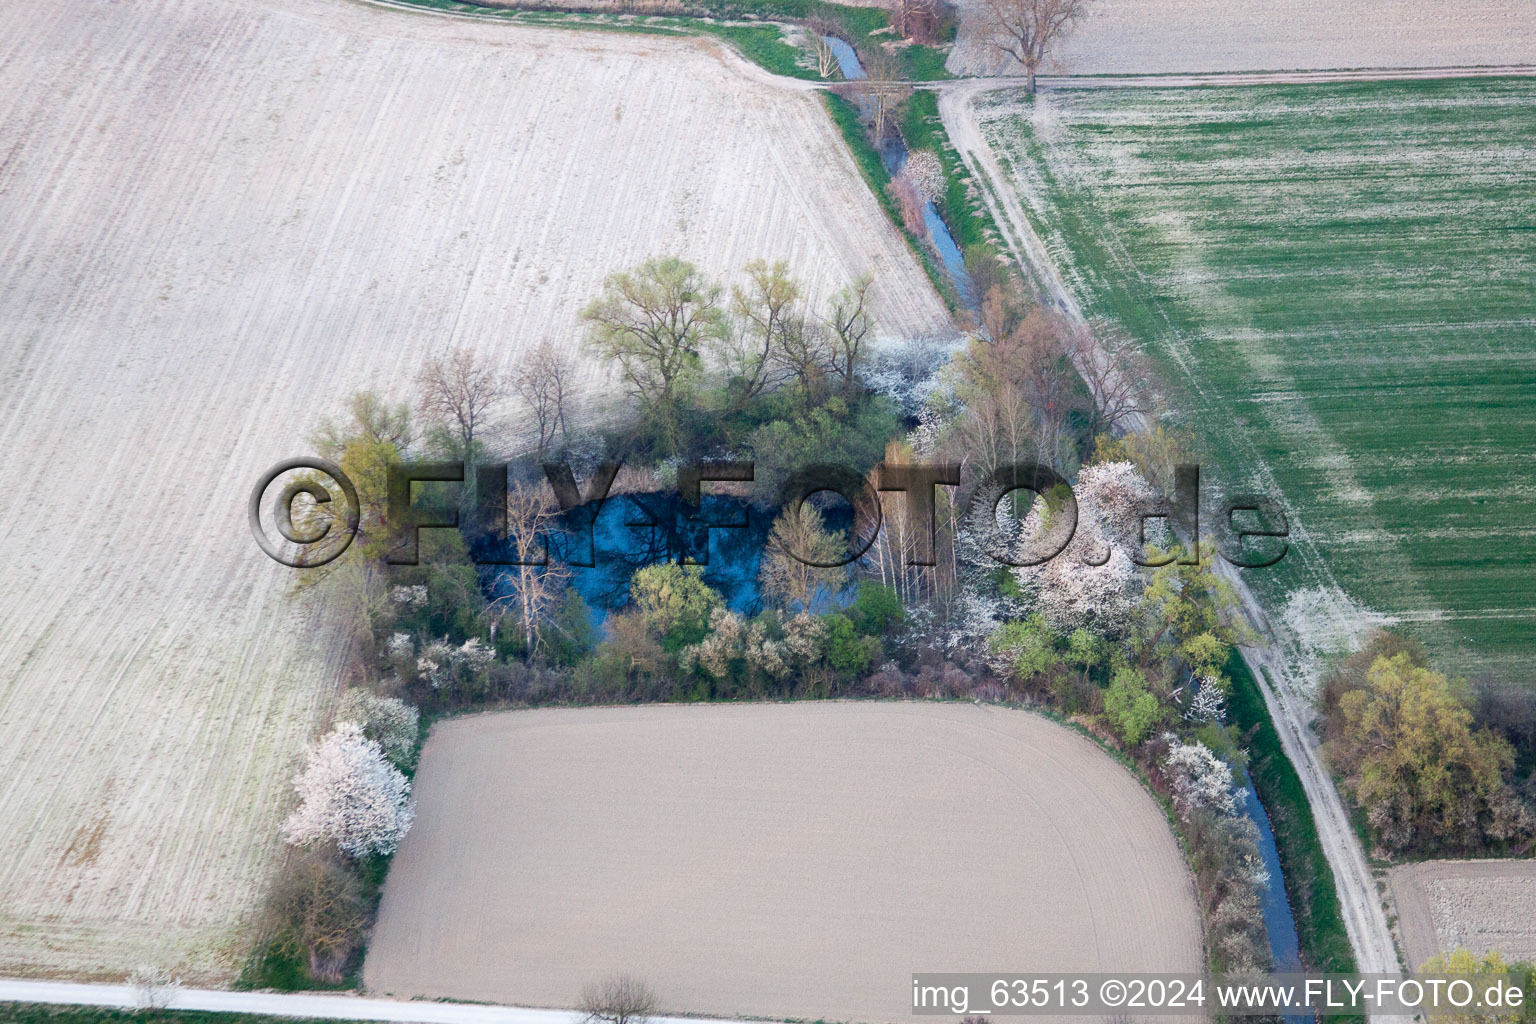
974,79 -> 1536,678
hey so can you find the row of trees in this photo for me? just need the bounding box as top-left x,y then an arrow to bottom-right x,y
973,445 -> 1272,972
580,256 -> 885,455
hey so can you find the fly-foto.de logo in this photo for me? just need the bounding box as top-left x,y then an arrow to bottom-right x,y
249,458 -> 1289,571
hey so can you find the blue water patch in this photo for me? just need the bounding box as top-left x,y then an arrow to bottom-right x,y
498,492 -> 854,628
824,35 -> 864,80
1239,780 -> 1305,975
823,36 -> 977,312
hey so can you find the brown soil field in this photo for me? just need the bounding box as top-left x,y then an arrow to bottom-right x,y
0,0 -> 949,981
364,702 -> 1201,1022
1389,860 -> 1536,970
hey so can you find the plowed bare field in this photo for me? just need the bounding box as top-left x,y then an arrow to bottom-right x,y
0,0 -> 949,980
1390,860 -> 1536,970
364,702 -> 1201,1023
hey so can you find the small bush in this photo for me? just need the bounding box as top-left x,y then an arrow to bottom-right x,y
578,975 -> 660,1024
849,581 -> 903,636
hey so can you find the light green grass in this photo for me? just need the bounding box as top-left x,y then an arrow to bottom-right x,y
976,79 -> 1536,676
1226,653 -> 1356,976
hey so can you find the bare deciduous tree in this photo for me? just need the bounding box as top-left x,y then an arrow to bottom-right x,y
489,480 -> 570,654
949,383 -> 1035,480
266,852 -> 369,983
578,975 -> 660,1024
813,31 -> 837,78
510,340 -> 576,459
889,175 -> 930,239
822,273 -> 875,395
416,347 -> 505,460
1010,307 -> 1079,465
894,0 -> 947,42
851,47 -> 910,141
128,965 -> 181,1013
954,308 -> 1079,467
1070,320 -> 1147,442
760,503 -> 850,611
978,0 -> 1090,92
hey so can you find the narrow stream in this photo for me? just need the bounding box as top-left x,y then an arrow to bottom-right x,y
1240,781 -> 1305,973
825,37 -> 977,311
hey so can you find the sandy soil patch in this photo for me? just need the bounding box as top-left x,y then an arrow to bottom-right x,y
948,0 -> 1536,76
0,0 -> 950,980
364,702 -> 1201,1022
1389,861 -> 1536,970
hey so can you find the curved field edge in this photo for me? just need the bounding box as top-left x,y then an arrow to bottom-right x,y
351,0 -> 999,313
969,79 -> 1536,681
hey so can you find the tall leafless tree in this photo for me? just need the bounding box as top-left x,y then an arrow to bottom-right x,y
959,307 -> 1078,466
822,273 -> 875,396
894,0 -> 943,42
851,47 -> 910,142
813,31 -> 837,78
510,340 -> 576,459
1070,321 -> 1147,442
415,347 -> 505,460
978,0 -> 1090,92
1011,307 -> 1079,465
490,480 -> 570,655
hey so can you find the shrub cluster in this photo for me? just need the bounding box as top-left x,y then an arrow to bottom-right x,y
1319,632 -> 1535,856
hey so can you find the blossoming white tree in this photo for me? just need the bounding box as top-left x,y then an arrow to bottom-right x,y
283,722 -> 415,858
1011,460 -> 1151,636
1185,675 -> 1227,723
334,688 -> 420,769
901,150 -> 946,204
415,636 -> 493,692
681,607 -> 789,682
1161,734 -> 1236,817
390,584 -> 427,609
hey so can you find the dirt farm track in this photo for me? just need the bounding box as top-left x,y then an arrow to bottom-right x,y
364,702 -> 1202,1023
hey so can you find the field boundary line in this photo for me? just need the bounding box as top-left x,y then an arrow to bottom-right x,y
304,0 -> 1536,94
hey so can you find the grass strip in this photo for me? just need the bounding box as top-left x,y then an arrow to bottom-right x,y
1226,651 -> 1358,978
899,89 -> 1001,255
821,92 -> 958,309
376,0 -> 955,82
